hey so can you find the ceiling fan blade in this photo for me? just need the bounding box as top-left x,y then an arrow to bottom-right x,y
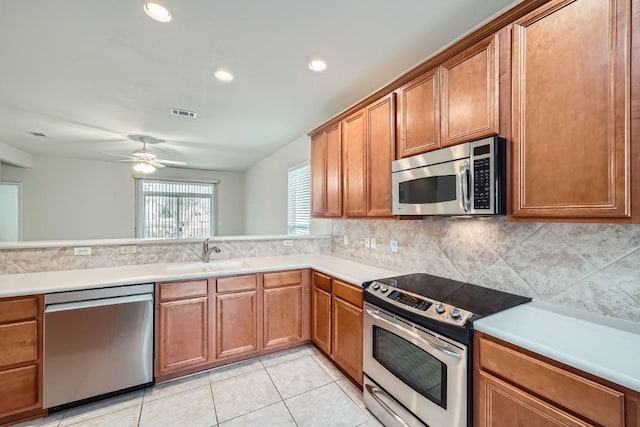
149,160 -> 166,168
102,152 -> 136,160
114,159 -> 138,163
157,159 -> 187,166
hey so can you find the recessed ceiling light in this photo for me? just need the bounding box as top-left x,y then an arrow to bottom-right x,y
144,2 -> 172,23
308,59 -> 327,72
214,69 -> 234,82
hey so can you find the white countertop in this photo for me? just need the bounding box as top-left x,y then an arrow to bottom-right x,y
0,253 -> 403,297
474,300 -> 640,393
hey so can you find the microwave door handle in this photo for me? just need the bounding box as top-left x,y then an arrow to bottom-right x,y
460,160 -> 471,212
366,309 -> 461,360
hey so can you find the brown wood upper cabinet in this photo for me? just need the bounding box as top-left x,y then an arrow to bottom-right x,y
440,34 -> 498,147
396,34 -> 499,158
343,93 -> 395,217
511,0 -> 631,219
0,295 -> 44,426
310,123 -> 342,217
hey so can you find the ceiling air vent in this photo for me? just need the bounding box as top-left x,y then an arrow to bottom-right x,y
27,131 -> 48,137
170,108 -> 197,119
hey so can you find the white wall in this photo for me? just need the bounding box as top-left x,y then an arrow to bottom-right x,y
0,157 -> 245,240
244,134 -> 330,235
0,183 -> 20,241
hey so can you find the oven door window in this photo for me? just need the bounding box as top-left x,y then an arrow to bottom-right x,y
373,326 -> 447,409
398,175 -> 456,204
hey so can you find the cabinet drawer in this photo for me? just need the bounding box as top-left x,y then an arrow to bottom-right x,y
312,271 -> 332,293
478,337 -> 624,427
0,321 -> 38,368
217,275 -> 257,293
264,270 -> 302,289
159,280 -> 208,302
0,297 -> 38,324
0,365 -> 38,415
333,280 -> 363,308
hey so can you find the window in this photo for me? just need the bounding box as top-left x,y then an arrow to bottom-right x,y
287,162 -> 310,235
136,178 -> 217,238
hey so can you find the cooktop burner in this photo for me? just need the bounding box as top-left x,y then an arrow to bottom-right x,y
364,273 -> 531,342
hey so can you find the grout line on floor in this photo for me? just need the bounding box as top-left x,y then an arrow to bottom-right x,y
209,383 -> 219,427
263,362 -> 299,427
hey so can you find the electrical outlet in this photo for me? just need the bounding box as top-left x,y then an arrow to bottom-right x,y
120,245 -> 137,254
283,240 -> 293,246
370,237 -> 377,249
343,235 -> 349,245
364,237 -> 370,249
73,247 -> 92,256
390,239 -> 398,253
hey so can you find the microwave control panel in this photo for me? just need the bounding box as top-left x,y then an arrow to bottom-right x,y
473,157 -> 491,209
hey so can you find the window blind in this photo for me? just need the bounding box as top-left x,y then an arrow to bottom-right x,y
287,163 -> 311,235
135,179 -> 217,238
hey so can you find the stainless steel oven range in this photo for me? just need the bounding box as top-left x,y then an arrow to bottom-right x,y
363,274 -> 530,427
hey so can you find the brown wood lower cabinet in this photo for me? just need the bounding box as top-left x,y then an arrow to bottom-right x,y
155,270 -> 311,381
216,290 -> 258,359
475,332 -> 639,427
263,270 -> 309,349
311,271 -> 363,385
0,295 -> 44,426
156,280 -> 212,376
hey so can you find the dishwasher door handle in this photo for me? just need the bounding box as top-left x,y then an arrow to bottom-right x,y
45,293 -> 153,313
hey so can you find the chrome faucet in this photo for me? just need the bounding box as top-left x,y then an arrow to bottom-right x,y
202,238 -> 221,262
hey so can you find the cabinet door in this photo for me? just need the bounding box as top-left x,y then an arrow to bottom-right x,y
325,123 -> 343,217
440,34 -> 498,146
0,365 -> 39,417
216,291 -> 258,358
332,297 -> 363,385
396,68 -> 440,158
366,93 -> 395,217
158,297 -> 209,373
476,371 -> 592,427
263,285 -> 302,349
311,287 -> 332,354
512,0 -> 630,218
310,131 -> 327,216
342,110 -> 367,217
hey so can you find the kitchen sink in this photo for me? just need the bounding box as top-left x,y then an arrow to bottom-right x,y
164,259 -> 250,274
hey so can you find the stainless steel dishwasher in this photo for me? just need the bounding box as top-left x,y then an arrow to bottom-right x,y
43,284 -> 154,409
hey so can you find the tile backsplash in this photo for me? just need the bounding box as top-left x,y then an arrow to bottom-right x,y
331,218 -> 640,323
0,237 -> 331,275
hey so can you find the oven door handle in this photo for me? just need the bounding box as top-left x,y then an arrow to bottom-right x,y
366,309 -> 462,360
365,384 -> 413,427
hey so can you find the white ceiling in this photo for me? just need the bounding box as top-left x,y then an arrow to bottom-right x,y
0,0 -> 518,172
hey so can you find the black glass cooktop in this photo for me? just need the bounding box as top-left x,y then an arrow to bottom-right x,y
368,273 -> 531,318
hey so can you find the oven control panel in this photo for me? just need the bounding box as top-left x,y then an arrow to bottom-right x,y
366,281 -> 473,326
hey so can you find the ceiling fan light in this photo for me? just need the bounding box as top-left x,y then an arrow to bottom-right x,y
133,161 -> 156,174
144,2 -> 172,23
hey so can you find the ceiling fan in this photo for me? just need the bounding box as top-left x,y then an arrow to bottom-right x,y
104,135 -> 186,173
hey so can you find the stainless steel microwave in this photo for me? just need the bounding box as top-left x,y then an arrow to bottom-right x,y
392,137 -> 506,216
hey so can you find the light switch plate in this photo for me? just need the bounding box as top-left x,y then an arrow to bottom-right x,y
120,245 -> 137,254
370,237 -> 377,249
390,240 -> 398,253
364,237 -> 370,249
343,235 -> 349,245
73,247 -> 92,256
283,240 -> 293,246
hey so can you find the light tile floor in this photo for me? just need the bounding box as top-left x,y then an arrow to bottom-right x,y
15,345 -> 384,427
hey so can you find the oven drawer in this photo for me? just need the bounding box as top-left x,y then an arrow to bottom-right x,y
478,336 -> 624,427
